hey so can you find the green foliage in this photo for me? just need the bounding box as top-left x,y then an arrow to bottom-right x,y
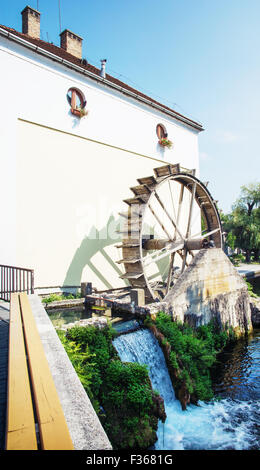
236,182 -> 260,216
154,313 -> 233,402
42,292 -> 81,303
229,253 -> 246,266
222,182 -> 260,262
58,324 -> 159,449
246,281 -> 259,298
57,330 -> 98,405
248,278 -> 260,297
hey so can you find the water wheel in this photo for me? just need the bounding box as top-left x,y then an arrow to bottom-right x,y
116,163 -> 222,302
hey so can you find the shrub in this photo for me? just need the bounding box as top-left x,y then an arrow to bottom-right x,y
42,292 -> 81,303
58,324 -> 161,449
154,313 -> 234,403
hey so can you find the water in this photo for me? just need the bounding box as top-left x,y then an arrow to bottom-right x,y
113,328 -> 260,450
112,319 -> 141,335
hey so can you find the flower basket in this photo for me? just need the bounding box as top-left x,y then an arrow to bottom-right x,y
71,106 -> 88,118
159,138 -> 173,149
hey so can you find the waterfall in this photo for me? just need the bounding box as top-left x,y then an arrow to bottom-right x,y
113,328 -> 185,449
113,328 -> 260,450
113,328 -> 175,404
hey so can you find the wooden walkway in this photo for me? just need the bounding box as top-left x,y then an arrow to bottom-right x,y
0,302 -> 9,450
0,294 -> 112,450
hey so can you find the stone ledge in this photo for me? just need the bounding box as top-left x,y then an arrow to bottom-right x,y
28,294 -> 112,450
43,298 -> 85,310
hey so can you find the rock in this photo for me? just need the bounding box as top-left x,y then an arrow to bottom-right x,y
59,316 -> 108,331
152,393 -> 167,422
178,384 -> 190,411
157,249 -> 253,336
148,324 -> 189,410
250,298 -> 260,327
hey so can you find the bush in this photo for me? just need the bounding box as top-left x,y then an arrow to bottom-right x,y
154,313 -> 233,402
229,253 -> 246,266
42,292 -> 81,303
246,281 -> 259,298
58,324 -> 160,449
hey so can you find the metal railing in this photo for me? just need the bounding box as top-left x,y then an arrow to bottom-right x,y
0,264 -> 34,302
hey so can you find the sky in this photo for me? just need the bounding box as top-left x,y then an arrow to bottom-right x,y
1,0 -> 260,213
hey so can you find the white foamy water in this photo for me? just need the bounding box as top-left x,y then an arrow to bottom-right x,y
113,329 -> 260,450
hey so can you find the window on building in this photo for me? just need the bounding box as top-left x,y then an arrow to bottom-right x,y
67,87 -> 87,117
156,124 -> 168,140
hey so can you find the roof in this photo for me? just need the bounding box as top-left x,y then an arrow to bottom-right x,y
0,24 -> 203,131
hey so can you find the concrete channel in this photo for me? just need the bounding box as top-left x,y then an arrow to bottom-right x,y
0,295 -> 112,450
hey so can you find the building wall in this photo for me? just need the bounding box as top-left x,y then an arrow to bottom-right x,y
0,34 -> 201,289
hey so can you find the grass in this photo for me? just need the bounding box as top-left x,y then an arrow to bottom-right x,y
42,292 -> 81,304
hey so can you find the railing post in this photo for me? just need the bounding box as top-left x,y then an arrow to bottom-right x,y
31,270 -> 34,294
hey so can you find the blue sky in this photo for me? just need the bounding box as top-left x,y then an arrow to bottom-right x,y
1,0 -> 259,213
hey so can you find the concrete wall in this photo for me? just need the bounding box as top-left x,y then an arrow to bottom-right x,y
164,249 -> 253,335
0,33 -> 201,289
28,294 -> 112,450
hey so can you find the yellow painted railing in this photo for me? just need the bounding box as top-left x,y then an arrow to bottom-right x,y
6,293 -> 74,450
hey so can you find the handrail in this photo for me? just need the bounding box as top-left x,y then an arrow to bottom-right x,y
0,263 -> 34,272
0,264 -> 34,302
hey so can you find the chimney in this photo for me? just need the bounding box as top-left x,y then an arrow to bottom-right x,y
100,59 -> 107,78
21,5 -> 41,38
60,29 -> 83,59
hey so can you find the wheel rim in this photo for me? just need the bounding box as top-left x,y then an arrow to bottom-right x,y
118,167 -> 222,302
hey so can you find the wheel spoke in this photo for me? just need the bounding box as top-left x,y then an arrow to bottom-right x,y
185,182 -> 197,238
174,184 -> 184,240
148,203 -> 172,240
154,191 -> 184,240
188,227 -> 221,241
181,183 -> 197,273
143,240 -> 184,267
166,252 -> 175,294
168,180 -> 177,225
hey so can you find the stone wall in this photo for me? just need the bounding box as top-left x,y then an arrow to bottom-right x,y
250,298 -> 260,327
148,249 -> 253,336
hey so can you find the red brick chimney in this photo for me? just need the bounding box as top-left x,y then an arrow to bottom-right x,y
60,29 -> 83,59
21,5 -> 41,39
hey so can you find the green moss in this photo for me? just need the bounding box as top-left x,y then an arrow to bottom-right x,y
153,313 -> 234,403
42,292 -> 81,303
246,280 -> 259,298
58,324 -> 162,449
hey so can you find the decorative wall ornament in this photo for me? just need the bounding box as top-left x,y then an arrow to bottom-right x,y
67,87 -> 88,118
158,138 -> 173,149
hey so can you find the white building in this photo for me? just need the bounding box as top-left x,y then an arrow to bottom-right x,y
0,5 -> 204,293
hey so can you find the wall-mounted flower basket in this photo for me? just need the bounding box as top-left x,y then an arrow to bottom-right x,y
158,138 -> 173,149
71,106 -> 88,118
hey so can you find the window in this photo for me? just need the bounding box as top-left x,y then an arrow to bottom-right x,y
67,87 -> 87,117
156,124 -> 168,140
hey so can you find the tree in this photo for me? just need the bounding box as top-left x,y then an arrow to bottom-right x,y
222,182 -> 260,262
234,182 -> 260,216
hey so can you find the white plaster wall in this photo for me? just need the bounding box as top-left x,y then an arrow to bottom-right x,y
0,35 -> 200,165
16,120 -> 170,288
0,34 -> 201,288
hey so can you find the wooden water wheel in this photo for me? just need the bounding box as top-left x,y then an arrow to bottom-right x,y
116,164 -> 222,302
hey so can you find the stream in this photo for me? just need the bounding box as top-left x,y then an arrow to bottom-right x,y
113,328 -> 260,450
